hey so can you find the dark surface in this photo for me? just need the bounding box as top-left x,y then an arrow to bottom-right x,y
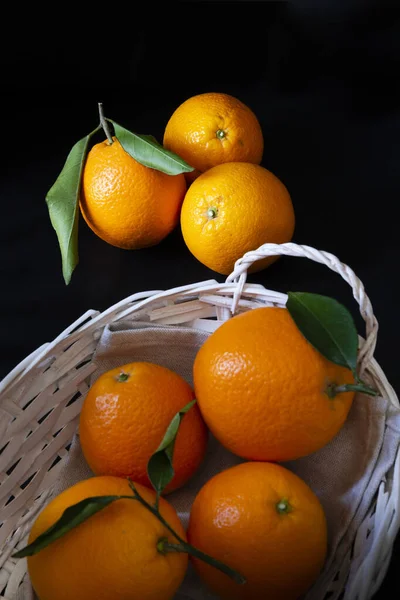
1,1 -> 400,597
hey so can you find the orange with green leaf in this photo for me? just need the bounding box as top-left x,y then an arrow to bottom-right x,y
24,477 -> 188,600
79,361 -> 208,494
194,292 -> 378,462
46,104 -> 194,284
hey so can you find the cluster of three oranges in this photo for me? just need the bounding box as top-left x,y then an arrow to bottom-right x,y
80,92 -> 295,276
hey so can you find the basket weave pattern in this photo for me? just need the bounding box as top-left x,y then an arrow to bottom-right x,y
0,242 -> 399,600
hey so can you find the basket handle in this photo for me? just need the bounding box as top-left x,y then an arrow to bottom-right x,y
225,242 -> 379,373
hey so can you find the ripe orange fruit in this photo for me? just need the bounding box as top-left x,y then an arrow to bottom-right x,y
194,307 -> 355,462
180,162 -> 295,275
80,138 -> 186,249
163,92 -> 264,180
27,476 -> 188,600
79,362 -> 208,493
187,461 -> 328,600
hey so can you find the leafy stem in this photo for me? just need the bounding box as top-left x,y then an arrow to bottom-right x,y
128,480 -> 185,544
128,481 -> 245,584
98,103 -> 113,144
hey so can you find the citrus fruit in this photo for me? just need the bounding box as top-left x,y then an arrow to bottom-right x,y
163,92 -> 264,180
187,461 -> 328,600
193,307 -> 355,462
79,362 -> 208,493
80,137 -> 186,249
27,476 -> 188,600
180,162 -> 295,275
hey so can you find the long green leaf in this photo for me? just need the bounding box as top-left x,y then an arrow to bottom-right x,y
110,120 -> 194,175
46,126 -> 100,284
147,399 -> 197,497
286,292 -> 359,373
12,495 -> 122,558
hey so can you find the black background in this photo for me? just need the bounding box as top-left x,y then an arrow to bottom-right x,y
1,1 -> 399,597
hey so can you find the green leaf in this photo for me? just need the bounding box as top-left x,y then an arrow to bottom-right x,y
46,126 -> 100,285
109,120 -> 194,175
286,292 -> 359,373
147,399 -> 197,497
12,495 -> 122,558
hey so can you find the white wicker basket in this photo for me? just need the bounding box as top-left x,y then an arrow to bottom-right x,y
0,242 -> 399,600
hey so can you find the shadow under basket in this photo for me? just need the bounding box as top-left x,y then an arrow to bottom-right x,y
0,242 -> 399,600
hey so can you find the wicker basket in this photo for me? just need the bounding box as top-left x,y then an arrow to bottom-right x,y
0,242 -> 399,600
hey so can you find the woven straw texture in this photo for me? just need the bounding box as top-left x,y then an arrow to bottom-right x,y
0,242 -> 399,600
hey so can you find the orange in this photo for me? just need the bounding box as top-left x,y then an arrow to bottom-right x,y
187,461 -> 328,600
27,476 -> 188,600
180,162 -> 295,275
79,362 -> 208,493
163,92 -> 264,180
80,137 -> 186,249
193,307 -> 355,462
